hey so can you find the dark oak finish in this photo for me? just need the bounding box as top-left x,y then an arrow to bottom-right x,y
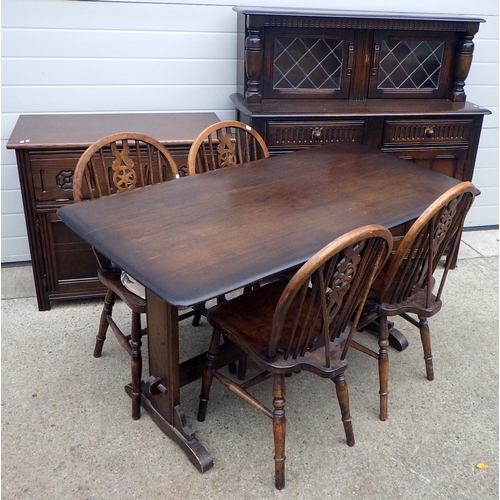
198,225 -> 392,489
57,142 -> 462,472
187,120 -> 269,175
72,132 -> 200,420
73,132 -> 179,202
354,182 -> 476,421
235,8 -> 484,103
187,120 -> 269,338
59,144 -> 461,305
6,112 -> 219,310
73,132 -> 180,202
232,8 -> 489,197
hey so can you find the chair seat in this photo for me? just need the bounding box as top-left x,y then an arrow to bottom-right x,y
379,288 -> 442,318
121,271 -> 146,299
208,280 -> 349,375
98,268 -> 146,313
368,273 -> 441,318
352,182 -> 476,421
99,267 -> 198,321
199,225 -> 392,489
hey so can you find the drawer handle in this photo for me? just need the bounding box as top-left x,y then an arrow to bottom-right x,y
347,42 -> 354,76
371,42 -> 380,76
312,127 -> 324,140
424,126 -> 435,138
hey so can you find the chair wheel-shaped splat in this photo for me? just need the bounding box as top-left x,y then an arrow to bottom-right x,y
197,225 -> 393,488
354,182 -> 477,421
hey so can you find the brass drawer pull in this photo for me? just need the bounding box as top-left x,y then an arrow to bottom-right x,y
312,127 -> 324,140
424,126 -> 435,138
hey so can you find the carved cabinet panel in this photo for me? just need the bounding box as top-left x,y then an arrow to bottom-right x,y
266,120 -> 365,147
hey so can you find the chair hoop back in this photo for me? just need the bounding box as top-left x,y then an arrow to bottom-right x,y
73,132 -> 179,202
379,182 -> 476,307
269,225 -> 393,365
187,120 -> 269,175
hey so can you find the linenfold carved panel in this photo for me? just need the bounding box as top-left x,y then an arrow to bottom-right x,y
383,119 -> 472,145
267,121 -> 364,146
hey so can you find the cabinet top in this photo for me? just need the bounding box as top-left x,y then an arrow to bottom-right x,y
231,94 -> 491,117
6,112 -> 220,150
233,7 -> 485,24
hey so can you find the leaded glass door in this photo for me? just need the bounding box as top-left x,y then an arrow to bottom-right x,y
368,31 -> 456,98
263,28 -> 355,99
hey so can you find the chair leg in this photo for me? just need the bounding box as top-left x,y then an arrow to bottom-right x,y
378,317 -> 390,421
192,311 -> 202,326
333,373 -> 355,447
237,355 -> 247,381
418,316 -> 434,381
93,289 -> 116,358
223,335 -> 239,375
273,374 -> 286,490
130,312 -> 142,420
216,294 -> 227,304
192,305 -> 203,327
197,328 -> 221,422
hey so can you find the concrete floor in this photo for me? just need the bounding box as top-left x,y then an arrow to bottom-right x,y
1,230 -> 498,499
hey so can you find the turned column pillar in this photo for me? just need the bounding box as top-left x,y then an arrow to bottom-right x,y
245,27 -> 263,104
449,31 -> 476,102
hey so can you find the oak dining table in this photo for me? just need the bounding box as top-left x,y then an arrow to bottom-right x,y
58,142 -> 460,473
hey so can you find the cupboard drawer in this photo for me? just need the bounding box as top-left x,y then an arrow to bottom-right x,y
29,147 -> 192,203
29,150 -> 83,202
383,119 -> 473,146
267,120 -> 364,147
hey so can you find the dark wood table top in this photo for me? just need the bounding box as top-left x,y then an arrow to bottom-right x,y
58,142 -> 459,307
6,112 -> 220,150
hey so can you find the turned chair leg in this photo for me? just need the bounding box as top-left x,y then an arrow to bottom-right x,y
273,374 -> 286,490
418,316 -> 434,381
130,311 -> 142,420
378,317 -> 390,421
197,328 -> 222,422
333,373 -> 355,446
93,289 -> 115,358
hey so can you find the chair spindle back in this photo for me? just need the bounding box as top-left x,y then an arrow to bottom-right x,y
269,225 -> 393,367
73,132 -> 179,202
187,120 -> 269,175
379,182 -> 476,308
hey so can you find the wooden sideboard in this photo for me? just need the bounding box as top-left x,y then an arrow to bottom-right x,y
232,8 -> 490,183
7,112 -> 219,310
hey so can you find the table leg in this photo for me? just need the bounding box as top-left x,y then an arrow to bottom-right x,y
364,319 -> 409,351
134,289 -> 213,472
387,323 -> 410,351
